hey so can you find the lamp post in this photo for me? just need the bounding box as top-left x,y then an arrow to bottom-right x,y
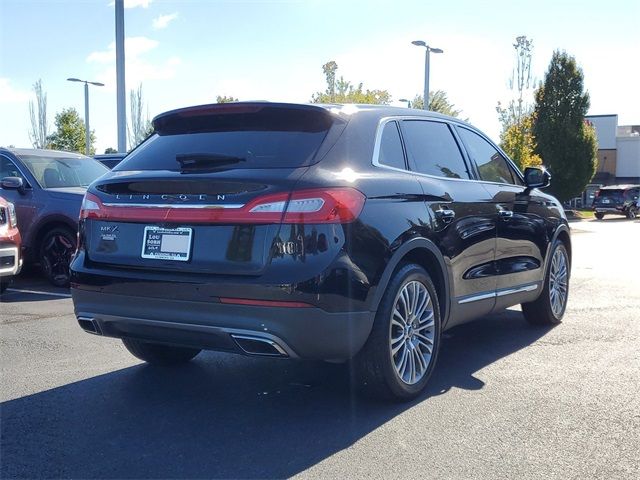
411,40 -> 443,110
66,78 -> 104,155
399,98 -> 412,108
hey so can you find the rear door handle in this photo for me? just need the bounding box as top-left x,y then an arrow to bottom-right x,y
435,208 -> 456,223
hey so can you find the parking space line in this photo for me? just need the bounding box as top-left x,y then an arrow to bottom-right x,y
5,288 -> 72,298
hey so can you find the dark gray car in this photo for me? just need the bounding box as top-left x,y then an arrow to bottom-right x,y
0,148 -> 108,286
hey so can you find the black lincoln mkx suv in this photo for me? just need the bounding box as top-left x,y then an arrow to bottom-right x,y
71,102 -> 571,400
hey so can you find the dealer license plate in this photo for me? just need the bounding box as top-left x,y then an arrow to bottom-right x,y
141,226 -> 192,261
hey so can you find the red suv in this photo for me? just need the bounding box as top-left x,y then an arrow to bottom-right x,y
0,196 -> 22,293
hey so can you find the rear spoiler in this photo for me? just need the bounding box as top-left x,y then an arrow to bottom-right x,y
152,102 -> 344,135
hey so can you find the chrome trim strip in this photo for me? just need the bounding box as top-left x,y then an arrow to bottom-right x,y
496,283 -> 539,298
457,283 -> 539,304
457,291 -> 496,304
102,202 -> 245,209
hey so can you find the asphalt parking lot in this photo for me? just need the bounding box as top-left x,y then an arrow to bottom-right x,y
1,218 -> 639,479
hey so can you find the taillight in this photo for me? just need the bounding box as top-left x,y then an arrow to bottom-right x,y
247,188 -> 365,224
79,188 -> 365,224
79,192 -> 104,220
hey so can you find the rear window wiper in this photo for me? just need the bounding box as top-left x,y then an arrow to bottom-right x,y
176,153 -> 246,170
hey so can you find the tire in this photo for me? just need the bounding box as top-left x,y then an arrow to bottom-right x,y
122,338 -> 201,365
594,212 -> 604,220
522,241 -> 570,325
0,279 -> 9,294
356,263 -> 441,401
39,227 -> 76,288
626,207 -> 637,220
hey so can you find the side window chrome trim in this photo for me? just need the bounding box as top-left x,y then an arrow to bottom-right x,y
371,116 -> 481,183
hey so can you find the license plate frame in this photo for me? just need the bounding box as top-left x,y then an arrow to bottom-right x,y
141,226 -> 193,262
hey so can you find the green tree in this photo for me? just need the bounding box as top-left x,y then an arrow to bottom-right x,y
532,51 -> 597,201
104,147 -> 118,154
410,90 -> 462,117
216,95 -> 239,103
311,61 -> 391,104
47,107 -> 95,154
500,113 -> 542,169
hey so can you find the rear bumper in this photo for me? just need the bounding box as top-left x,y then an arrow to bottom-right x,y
71,288 -> 374,361
0,245 -> 22,277
593,206 -> 624,213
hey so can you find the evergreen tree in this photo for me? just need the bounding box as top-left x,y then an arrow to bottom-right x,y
532,51 -> 597,201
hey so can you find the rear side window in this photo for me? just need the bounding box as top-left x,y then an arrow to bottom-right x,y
401,120 -> 470,179
377,121 -> 406,170
458,128 -> 521,185
117,106 -> 341,171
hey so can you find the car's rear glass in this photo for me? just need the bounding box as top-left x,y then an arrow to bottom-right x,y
598,190 -> 624,199
19,155 -> 108,188
116,107 -> 339,171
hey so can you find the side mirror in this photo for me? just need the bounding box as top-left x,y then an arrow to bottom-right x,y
1,176 -> 26,194
524,166 -> 551,189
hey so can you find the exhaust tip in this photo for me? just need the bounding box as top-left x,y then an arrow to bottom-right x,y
231,334 -> 287,357
77,316 -> 102,335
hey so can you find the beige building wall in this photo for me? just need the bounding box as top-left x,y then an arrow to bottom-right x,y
596,149 -> 617,176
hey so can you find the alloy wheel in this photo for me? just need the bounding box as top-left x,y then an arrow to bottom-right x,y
549,248 -> 569,317
42,232 -> 75,285
389,280 -> 435,385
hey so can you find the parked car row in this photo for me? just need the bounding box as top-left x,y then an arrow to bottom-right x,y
0,148 -> 109,288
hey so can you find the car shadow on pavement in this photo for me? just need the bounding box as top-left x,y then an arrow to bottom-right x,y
1,309 -> 551,479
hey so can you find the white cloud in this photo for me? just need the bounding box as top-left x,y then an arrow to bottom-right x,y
107,0 -> 153,8
86,37 -> 180,90
0,78 -> 31,104
152,12 -> 178,30
87,37 -> 159,64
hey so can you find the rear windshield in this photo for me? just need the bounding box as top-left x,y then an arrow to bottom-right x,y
116,106 -> 340,171
598,189 -> 624,198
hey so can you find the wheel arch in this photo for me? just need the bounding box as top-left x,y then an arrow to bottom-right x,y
32,216 -> 78,260
554,225 -> 572,267
371,237 -> 451,326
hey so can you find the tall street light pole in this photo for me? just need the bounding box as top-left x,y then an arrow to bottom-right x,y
115,0 -> 126,153
67,78 -> 104,155
411,40 -> 443,110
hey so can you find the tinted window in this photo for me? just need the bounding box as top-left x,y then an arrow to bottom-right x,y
18,155 -> 108,188
401,120 -> 469,179
458,128 -> 519,184
118,107 -> 339,171
1,156 -> 25,180
377,121 -> 406,170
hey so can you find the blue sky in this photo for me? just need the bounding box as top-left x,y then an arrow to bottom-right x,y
1,0 -> 639,153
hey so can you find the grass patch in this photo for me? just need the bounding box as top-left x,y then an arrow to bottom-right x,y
577,209 -> 595,219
